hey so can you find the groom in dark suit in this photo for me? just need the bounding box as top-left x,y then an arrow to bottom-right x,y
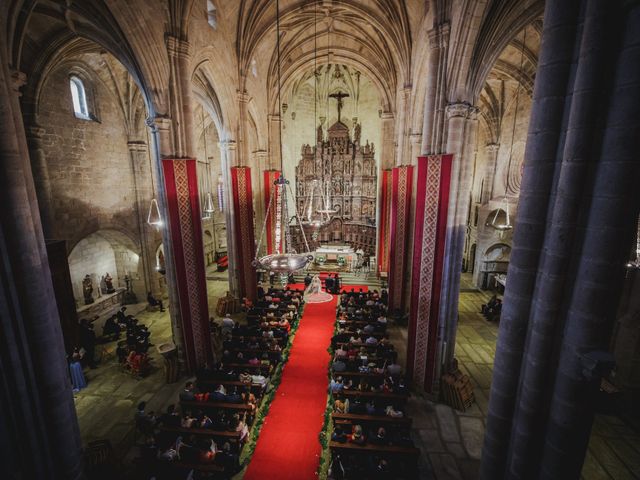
325,275 -> 334,294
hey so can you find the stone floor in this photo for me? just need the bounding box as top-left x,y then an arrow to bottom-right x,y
74,274 -> 231,460
74,272 -> 640,479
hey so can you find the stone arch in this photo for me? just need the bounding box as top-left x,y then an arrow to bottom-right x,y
67,229 -> 144,304
484,242 -> 512,261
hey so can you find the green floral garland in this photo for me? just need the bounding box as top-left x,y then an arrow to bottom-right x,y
316,304 -> 341,478
238,304 -> 304,468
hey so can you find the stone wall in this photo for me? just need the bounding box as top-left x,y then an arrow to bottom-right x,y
34,52 -> 163,299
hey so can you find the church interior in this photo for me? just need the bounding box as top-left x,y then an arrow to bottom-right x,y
1,1 -> 640,479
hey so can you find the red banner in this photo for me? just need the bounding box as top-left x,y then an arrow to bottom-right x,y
407,154 -> 453,391
162,158 -> 212,372
388,165 -> 414,312
377,169 -> 392,275
263,170 -> 281,255
231,166 -> 257,302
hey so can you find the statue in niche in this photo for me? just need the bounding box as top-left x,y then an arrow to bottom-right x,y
82,275 -> 94,305
317,124 -> 323,143
103,272 -> 115,294
354,123 -> 361,144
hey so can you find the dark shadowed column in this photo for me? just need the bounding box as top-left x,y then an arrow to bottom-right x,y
506,0 -> 612,475
0,53 -> 83,479
480,0 -> 582,477
540,3 -> 640,477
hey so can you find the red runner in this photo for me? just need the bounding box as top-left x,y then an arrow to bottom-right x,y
244,296 -> 337,479
244,285 -> 369,478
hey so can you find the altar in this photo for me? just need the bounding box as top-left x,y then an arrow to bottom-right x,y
310,244 -> 358,271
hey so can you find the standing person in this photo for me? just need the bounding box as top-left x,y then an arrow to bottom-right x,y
334,273 -> 341,293
79,319 -> 97,369
69,348 -> 86,392
325,274 -> 334,294
269,270 -> 275,286
304,272 -> 312,288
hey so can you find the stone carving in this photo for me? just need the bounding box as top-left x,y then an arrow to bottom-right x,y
103,272 -> 115,294
82,274 -> 94,305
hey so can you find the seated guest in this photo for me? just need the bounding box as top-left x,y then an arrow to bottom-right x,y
365,335 -> 379,346
481,294 -> 498,314
230,413 -> 250,442
147,292 -> 165,312
209,384 -> 227,402
332,425 -> 347,443
330,376 -> 344,394
102,315 -> 121,339
334,396 -> 349,414
332,358 -> 347,373
385,405 -> 404,418
157,404 -> 181,428
386,361 -> 402,376
349,425 -> 366,445
179,381 -> 196,401
370,427 -> 388,446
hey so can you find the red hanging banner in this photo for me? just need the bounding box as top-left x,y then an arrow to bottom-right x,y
388,165 -> 414,312
263,170 -> 281,255
377,169 -> 392,276
407,154 -> 453,392
231,166 -> 257,302
162,158 -> 213,372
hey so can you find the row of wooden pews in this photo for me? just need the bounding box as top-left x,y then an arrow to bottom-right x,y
148,287 -> 305,479
327,289 -> 420,479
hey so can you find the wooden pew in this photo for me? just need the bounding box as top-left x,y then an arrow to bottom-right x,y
180,401 -> 253,412
331,412 -> 412,426
329,441 -> 420,456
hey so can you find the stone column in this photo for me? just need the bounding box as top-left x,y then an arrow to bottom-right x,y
410,133 -> 423,165
238,91 -> 250,165
253,150 -> 269,256
0,59 -> 83,478
481,1 -> 640,478
433,102 -> 479,385
482,143 -> 500,204
268,114 -> 282,170
146,117 -> 186,363
127,140 -> 158,299
379,111 -> 395,169
219,140 -> 240,296
25,123 -> 55,236
396,86 -> 412,165
166,35 -> 195,158
421,22 -> 450,155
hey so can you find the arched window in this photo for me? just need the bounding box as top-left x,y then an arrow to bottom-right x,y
69,76 -> 90,119
207,0 -> 217,29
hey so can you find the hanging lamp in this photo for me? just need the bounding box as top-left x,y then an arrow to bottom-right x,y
252,0 -> 313,274
626,215 -> 640,269
488,27 -> 529,234
146,125 -> 163,228
200,108 -> 215,219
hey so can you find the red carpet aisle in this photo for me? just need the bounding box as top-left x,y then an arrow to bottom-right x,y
243,296 -> 338,479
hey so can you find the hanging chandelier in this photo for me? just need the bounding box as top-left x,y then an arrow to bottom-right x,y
487,197 -> 513,233
487,28 -> 528,237
252,0 -> 313,274
146,125 -> 163,228
626,215 -> 640,269
200,108 -> 215,219
254,176 -> 313,272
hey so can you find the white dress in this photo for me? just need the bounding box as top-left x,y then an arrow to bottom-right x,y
304,274 -> 333,303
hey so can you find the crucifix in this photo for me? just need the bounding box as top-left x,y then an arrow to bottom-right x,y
329,91 -> 350,123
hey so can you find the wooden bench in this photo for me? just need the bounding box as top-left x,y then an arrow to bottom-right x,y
180,401 -> 254,412
160,426 -> 242,441
171,462 -> 224,473
329,441 -> 419,456
339,390 -> 408,402
332,412 -> 412,426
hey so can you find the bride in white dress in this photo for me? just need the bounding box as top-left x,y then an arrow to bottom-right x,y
304,274 -> 333,303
